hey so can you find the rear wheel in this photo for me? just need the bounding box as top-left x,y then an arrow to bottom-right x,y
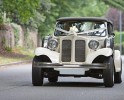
103,57 -> 114,87
32,57 -> 44,86
114,58 -> 122,83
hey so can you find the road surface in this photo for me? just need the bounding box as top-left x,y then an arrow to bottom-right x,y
0,57 -> 124,100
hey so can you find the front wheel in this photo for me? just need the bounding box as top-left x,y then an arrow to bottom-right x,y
32,57 -> 44,86
103,57 -> 114,87
32,67 -> 44,86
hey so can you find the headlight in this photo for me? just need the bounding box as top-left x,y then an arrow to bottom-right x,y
89,40 -> 99,50
47,39 -> 58,51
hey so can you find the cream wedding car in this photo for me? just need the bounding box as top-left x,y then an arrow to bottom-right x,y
32,17 -> 122,87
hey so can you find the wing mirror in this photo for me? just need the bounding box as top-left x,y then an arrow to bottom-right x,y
111,32 -> 115,37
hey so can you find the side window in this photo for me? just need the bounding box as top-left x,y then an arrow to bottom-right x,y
107,23 -> 114,36
107,23 -> 114,49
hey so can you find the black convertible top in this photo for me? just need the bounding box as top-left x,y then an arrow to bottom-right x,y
57,17 -> 112,24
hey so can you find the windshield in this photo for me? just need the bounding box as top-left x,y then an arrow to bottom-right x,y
54,21 -> 107,37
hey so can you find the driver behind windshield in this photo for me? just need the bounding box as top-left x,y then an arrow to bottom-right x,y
55,21 -> 106,36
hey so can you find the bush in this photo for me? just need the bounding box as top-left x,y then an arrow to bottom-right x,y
5,47 -> 12,52
114,31 -> 124,54
114,31 -> 124,44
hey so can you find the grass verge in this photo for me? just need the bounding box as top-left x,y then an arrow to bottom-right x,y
0,47 -> 34,65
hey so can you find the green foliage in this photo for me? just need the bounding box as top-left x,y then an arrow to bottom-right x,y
114,31 -> 124,54
0,16 -> 3,24
26,39 -> 34,49
0,11 -> 4,24
0,0 -> 110,38
29,12 -> 46,28
1,36 -> 12,51
11,23 -> 20,46
23,28 -> 34,49
4,47 -> 12,52
114,31 -> 124,44
0,11 -> 11,24
102,0 -> 124,11
24,28 -> 29,38
1,0 -> 40,23
1,0 -> 124,38
71,0 -> 109,17
1,37 -> 6,47
37,0 -> 109,38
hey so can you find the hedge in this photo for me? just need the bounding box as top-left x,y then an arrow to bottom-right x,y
114,31 -> 124,54
114,31 -> 124,44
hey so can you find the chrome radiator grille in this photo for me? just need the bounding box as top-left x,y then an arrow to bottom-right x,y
61,39 -> 85,62
62,40 -> 71,62
75,40 -> 85,62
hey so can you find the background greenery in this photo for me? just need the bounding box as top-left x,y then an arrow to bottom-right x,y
0,0 -> 124,37
0,0 -> 109,37
114,32 -> 124,54
115,32 -> 124,44
0,0 -> 124,64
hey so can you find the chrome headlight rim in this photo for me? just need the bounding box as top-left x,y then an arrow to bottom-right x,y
47,39 -> 58,51
88,40 -> 99,50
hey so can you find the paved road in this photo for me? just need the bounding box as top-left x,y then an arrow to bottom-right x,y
0,58 -> 124,100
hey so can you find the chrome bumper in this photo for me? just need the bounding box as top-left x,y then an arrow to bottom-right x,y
34,62 -> 107,69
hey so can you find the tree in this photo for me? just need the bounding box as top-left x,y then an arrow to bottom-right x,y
102,0 -> 124,11
0,0 -> 40,23
71,0 -> 108,17
37,0 -> 109,37
106,7 -> 124,31
0,0 -> 110,38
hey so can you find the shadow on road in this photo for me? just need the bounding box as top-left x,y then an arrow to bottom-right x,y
43,82 -> 104,88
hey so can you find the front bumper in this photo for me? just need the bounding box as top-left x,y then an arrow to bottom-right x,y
34,62 -> 106,69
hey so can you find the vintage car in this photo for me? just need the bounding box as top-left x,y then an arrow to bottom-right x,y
32,17 -> 122,87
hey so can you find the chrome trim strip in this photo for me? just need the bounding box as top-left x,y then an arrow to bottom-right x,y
34,62 -> 106,69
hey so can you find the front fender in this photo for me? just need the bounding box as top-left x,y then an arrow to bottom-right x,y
114,50 -> 121,72
35,47 -> 59,63
86,48 -> 113,64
